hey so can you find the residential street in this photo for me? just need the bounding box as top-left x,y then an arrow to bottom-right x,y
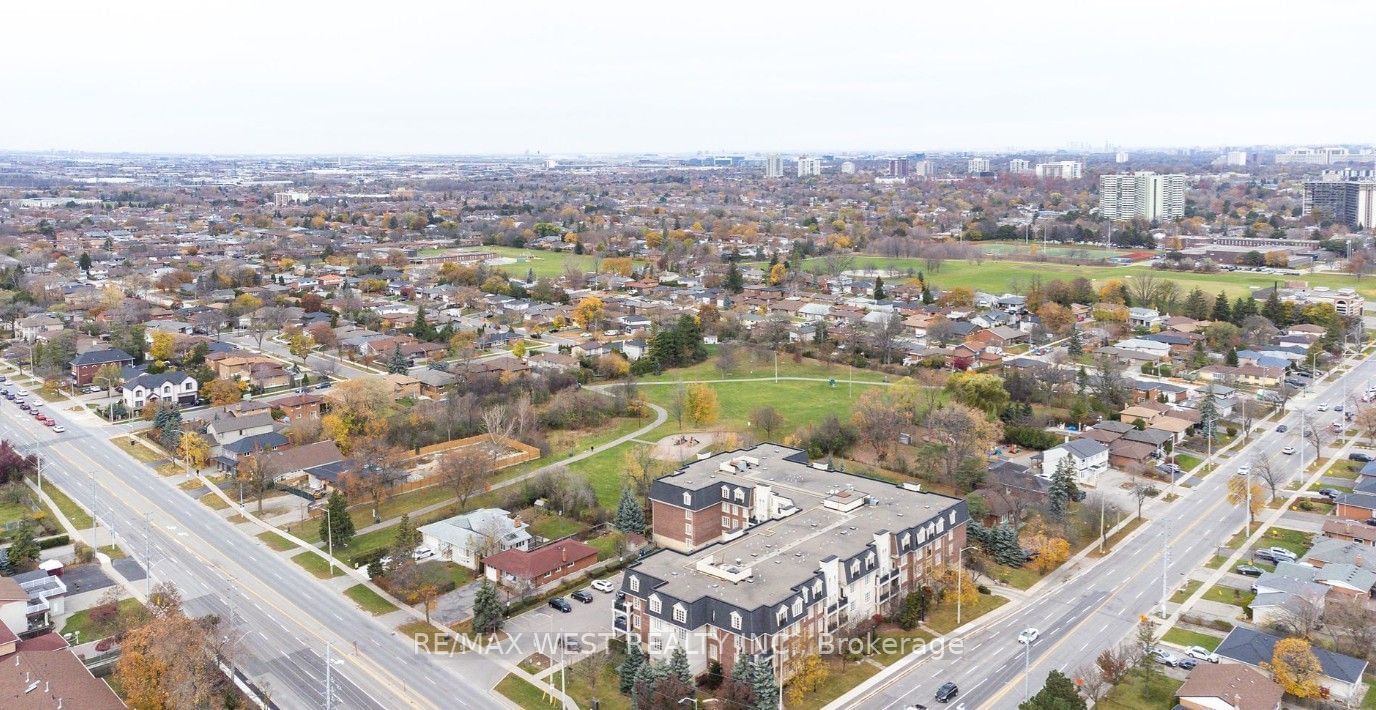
841,349 -> 1376,710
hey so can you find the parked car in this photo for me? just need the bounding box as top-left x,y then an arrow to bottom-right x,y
1275,424 -> 1288,433
16,389 -> 28,397
562,634 -> 581,651
412,546 -> 434,561
1186,646 -> 1220,663
52,426 -> 65,434
1017,628 -> 1040,644
1235,565 -> 1264,576
1281,446 -> 1295,455
1365,518 -> 1376,526
590,579 -> 615,593
1149,648 -> 1177,666
1318,488 -> 1343,500
1263,547 -> 1298,562
934,683 -> 959,703
1176,658 -> 1199,670
571,590 -> 594,604
549,597 -> 573,613
1350,452 -> 1373,462
1254,549 -> 1281,563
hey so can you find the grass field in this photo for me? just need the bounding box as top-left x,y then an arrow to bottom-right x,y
790,659 -> 884,710
495,673 -> 558,710
638,349 -> 887,384
925,593 -> 1008,634
641,378 -> 886,439
39,480 -> 93,529
344,584 -> 399,615
1099,670 -> 1183,710
257,531 -> 297,552
292,551 -> 344,579
783,254 -> 1376,299
1161,627 -> 1223,651
1202,584 -> 1254,607
60,598 -> 143,641
456,246 -> 650,280
1169,580 -> 1202,604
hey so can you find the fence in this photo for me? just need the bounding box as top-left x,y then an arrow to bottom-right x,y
410,434 -> 541,469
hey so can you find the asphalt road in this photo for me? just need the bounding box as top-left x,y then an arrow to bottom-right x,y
846,351 -> 1376,710
1,403 -> 498,709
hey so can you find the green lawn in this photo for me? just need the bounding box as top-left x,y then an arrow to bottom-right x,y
784,254 -> 1376,300
872,627 -> 936,666
587,531 -> 626,561
344,584 -> 399,615
113,436 -> 165,464
1251,527 -> 1313,557
1362,680 -> 1376,710
60,598 -> 143,641
555,652 -> 629,710
983,562 -> 1043,590
642,378 -> 887,440
1174,453 -> 1204,472
257,531 -> 297,552
1161,627 -> 1223,651
527,514 -> 588,541
1169,580 -> 1202,604
292,551 -> 344,579
1099,669 -> 1184,710
463,246 -> 650,280
1329,460 -> 1363,480
496,674 -> 559,710
639,349 -> 887,384
39,480 -> 93,529
925,593 -> 1008,634
1202,584 -> 1254,607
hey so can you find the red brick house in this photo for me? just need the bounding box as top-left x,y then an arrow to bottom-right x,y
70,348 -> 134,386
483,539 -> 598,590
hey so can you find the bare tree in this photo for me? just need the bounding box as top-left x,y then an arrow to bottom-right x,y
1269,591 -> 1325,640
237,449 -> 279,513
668,383 -> 688,430
1324,598 -> 1376,660
1250,454 -> 1286,500
751,406 -> 783,441
249,305 -> 292,350
869,312 -> 906,365
437,447 -> 492,512
1300,412 -> 1331,461
1076,663 -> 1108,704
715,343 -> 738,377
481,405 -> 514,469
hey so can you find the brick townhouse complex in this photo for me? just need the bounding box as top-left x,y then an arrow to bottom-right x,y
617,444 -> 968,684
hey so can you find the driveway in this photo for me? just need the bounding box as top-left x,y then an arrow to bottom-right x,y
61,563 -> 116,595
500,583 -> 618,663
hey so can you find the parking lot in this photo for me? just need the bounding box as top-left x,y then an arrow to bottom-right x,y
501,581 -> 619,663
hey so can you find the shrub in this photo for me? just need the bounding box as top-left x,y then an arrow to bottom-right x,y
37,534 -> 69,550
1003,425 -> 1061,450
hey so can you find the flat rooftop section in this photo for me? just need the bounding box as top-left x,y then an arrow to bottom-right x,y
638,444 -> 960,609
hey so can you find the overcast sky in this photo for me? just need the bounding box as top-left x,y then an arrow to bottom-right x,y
5,1 -> 1371,156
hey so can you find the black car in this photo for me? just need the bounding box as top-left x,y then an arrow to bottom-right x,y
1365,518 -> 1376,526
1275,424 -> 1288,433
1176,658 -> 1199,670
935,683 -> 959,703
1350,452 -> 1373,463
571,590 -> 594,604
1236,565 -> 1264,576
549,597 -> 572,613
1318,488 -> 1343,500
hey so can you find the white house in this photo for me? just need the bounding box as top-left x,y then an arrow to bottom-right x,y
122,371 -> 199,410
1040,438 -> 1109,486
1127,307 -> 1163,331
418,509 -> 532,570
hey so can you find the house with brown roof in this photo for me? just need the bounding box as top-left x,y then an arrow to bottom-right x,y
269,392 -> 324,423
1175,663 -> 1282,710
483,539 -> 599,591
0,633 -> 123,709
1323,518 -> 1376,546
240,440 -> 344,486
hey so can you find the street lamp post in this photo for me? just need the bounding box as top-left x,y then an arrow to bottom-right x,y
324,506 -> 336,576
956,544 -> 978,626
1023,635 -> 1032,701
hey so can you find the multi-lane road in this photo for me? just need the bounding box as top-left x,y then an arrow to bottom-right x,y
846,350 -> 1376,710
1,394 -> 497,708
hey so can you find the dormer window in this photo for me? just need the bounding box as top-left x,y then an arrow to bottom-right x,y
730,611 -> 742,629
812,580 -> 822,595
721,485 -> 730,498
792,598 -> 803,616
850,560 -> 859,575
673,603 -> 687,623
682,491 -> 692,506
629,575 -> 640,592
649,595 -> 662,613
734,488 -> 745,502
776,606 -> 788,624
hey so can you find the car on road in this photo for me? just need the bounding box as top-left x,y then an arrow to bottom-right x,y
1149,648 -> 1178,666
1317,403 -> 1330,411
1235,463 -> 1251,476
571,590 -> 594,604
1350,452 -> 1373,462
1335,404 -> 1345,411
52,426 -> 65,433
1318,488 -> 1343,500
549,597 -> 573,613
1016,628 -> 1040,644
591,579 -> 615,593
1236,565 -> 1264,576
1282,446 -> 1295,455
1186,646 -> 1220,663
1176,658 -> 1199,670
1275,424 -> 1288,432
934,682 -> 959,703
16,389 -> 28,397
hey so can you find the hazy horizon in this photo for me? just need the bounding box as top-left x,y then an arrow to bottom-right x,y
7,0 -> 1372,155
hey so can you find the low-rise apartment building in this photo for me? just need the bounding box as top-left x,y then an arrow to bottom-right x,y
618,444 -> 968,684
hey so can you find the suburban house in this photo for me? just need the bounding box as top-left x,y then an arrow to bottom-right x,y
70,348 -> 134,386
1174,663 -> 1282,710
483,538 -> 598,591
1335,492 -> 1376,521
1322,518 -> 1376,546
268,392 -> 324,423
0,578 -> 122,708
1215,627 -> 1369,704
412,368 -> 457,398
122,371 -> 199,410
417,509 -> 532,570
1039,439 -> 1109,486
16,314 -> 63,342
621,444 -> 968,683
239,440 -> 345,490
207,411 -> 276,452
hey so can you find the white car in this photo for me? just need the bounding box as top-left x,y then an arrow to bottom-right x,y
412,546 -> 434,561
1317,403 -> 1329,411
1281,446 -> 1295,455
52,426 -> 65,434
590,579 -> 615,593
1149,648 -> 1178,666
1236,463 -> 1252,476
16,389 -> 28,397
1016,628 -> 1040,644
1186,646 -> 1220,663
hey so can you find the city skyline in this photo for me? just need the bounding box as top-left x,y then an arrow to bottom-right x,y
5,1 -> 1374,155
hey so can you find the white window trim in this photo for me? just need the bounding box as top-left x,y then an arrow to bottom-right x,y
672,603 -> 687,623
730,611 -> 742,629
649,595 -> 662,613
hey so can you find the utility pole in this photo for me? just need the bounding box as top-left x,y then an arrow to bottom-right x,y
325,506 -> 336,576
1023,637 -> 1031,702
324,642 -> 335,710
1099,491 -> 1106,553
1159,530 -> 1168,618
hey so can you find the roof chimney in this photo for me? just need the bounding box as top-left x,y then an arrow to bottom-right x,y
561,544 -> 567,563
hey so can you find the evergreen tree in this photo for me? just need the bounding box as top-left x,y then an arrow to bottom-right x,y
1199,384 -> 1218,439
1183,288 -> 1210,320
724,260 -> 744,294
1262,287 -> 1286,326
749,657 -> 779,710
1226,347 -> 1239,366
394,512 -> 421,554
319,491 -> 355,548
411,306 -> 434,341
921,282 -> 934,304
1067,329 -> 1083,357
472,580 -> 505,635
1048,456 -> 1078,521
631,657 -> 663,707
731,651 -> 755,683
78,252 -> 92,273
614,487 -> 646,533
619,642 -> 644,694
872,275 -> 886,300
388,343 -> 410,374
667,646 -> 692,685
7,524 -> 39,570
1019,670 -> 1086,710
154,405 -> 183,450
987,523 -> 1026,566
1211,291 -> 1231,323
